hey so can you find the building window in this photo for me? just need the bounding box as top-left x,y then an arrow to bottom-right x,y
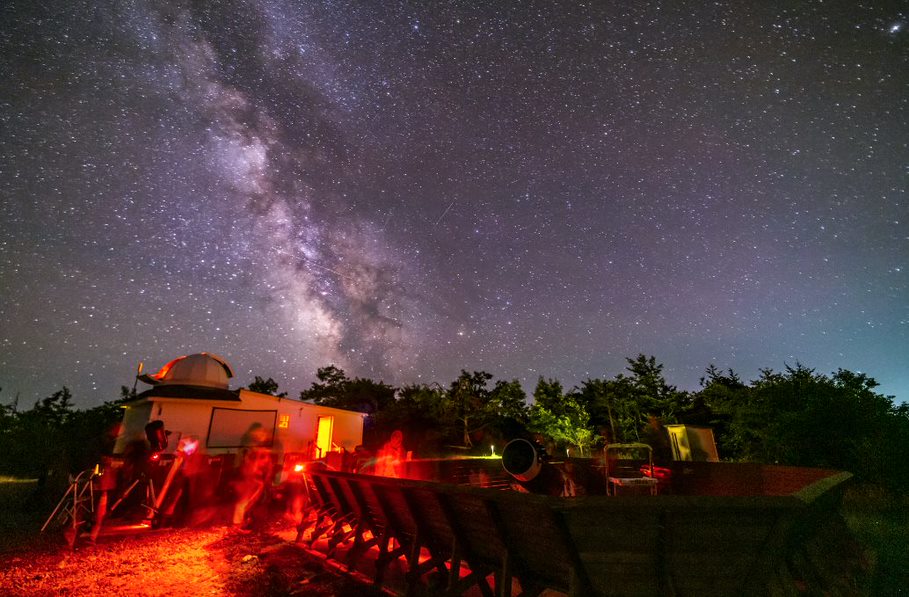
278,414 -> 290,429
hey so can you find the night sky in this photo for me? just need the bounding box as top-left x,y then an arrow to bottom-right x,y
2,1 -> 907,408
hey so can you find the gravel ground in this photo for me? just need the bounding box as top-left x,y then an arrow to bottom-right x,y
0,524 -> 384,597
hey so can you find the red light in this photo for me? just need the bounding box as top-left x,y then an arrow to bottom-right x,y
640,464 -> 671,480
293,463 -> 305,473
150,453 -> 161,462
178,437 -> 199,456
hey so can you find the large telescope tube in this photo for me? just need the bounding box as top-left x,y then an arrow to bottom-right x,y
502,438 -> 543,482
502,438 -> 565,495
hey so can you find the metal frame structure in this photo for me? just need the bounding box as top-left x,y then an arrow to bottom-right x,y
41,468 -> 96,547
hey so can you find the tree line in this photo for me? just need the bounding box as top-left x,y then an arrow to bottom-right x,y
272,356 -> 909,491
2,355 -> 908,500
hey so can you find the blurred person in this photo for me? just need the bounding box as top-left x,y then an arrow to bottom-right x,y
87,456 -> 117,544
232,424 -> 274,531
87,421 -> 124,544
172,436 -> 211,526
375,430 -> 405,478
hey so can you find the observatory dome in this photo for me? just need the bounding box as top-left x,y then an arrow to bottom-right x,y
139,353 -> 234,389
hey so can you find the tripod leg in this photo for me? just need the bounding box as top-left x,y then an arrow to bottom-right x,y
110,478 -> 141,514
41,484 -> 76,533
89,491 -> 108,543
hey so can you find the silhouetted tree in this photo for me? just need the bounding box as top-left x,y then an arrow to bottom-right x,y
375,384 -> 450,455
445,370 -> 495,448
299,366 -> 395,414
0,386 -> 128,506
247,376 -> 287,397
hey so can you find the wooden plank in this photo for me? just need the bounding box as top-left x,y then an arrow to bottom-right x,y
301,472 -> 340,545
399,486 -> 457,550
320,475 -> 357,553
738,512 -> 795,597
433,491 -> 497,597
445,493 -> 507,563
333,477 -> 380,566
549,508 -> 595,597
493,499 -> 572,587
664,552 -> 756,575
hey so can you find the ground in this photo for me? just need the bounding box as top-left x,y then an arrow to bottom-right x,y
0,476 -> 383,597
1,480 -> 906,596
0,523 -> 385,597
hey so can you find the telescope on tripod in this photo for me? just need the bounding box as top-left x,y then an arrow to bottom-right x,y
42,419 -> 187,547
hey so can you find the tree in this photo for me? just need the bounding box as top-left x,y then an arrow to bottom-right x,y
484,379 -> 530,447
488,379 -> 529,423
624,354 -> 689,424
247,376 -> 287,397
445,370 -> 494,448
694,362 -> 909,490
694,365 -> 748,457
375,384 -> 450,455
17,388 -> 76,488
299,366 -> 395,414
528,378 -> 596,457
299,365 -> 348,404
576,377 -> 632,443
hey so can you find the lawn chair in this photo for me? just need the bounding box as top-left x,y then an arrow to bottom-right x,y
604,443 -> 659,496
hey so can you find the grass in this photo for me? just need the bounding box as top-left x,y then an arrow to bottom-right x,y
842,485 -> 909,595
0,478 -> 46,552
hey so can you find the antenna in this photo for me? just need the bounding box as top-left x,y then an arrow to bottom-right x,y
131,361 -> 143,397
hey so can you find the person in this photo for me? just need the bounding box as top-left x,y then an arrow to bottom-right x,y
352,445 -> 374,474
86,422 -> 124,544
86,457 -> 117,544
375,430 -> 405,478
113,437 -> 151,519
232,424 -> 274,531
171,436 -> 211,526
642,415 -> 673,462
559,461 -> 578,497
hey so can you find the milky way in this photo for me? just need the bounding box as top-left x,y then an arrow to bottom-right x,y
1,1 -> 907,407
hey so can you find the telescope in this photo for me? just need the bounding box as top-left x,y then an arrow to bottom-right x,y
501,438 -> 567,496
145,420 -> 169,453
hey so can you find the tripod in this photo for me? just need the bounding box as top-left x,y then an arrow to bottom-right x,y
109,473 -> 158,521
41,467 -> 97,547
109,453 -> 184,527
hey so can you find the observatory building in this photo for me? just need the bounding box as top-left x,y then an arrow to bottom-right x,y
115,352 -> 365,460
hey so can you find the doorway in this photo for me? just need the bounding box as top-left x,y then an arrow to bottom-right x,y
315,416 -> 334,458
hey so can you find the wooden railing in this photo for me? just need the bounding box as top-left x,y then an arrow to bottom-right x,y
299,466 -> 860,596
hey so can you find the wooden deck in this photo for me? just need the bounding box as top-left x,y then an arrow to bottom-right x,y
299,463 -> 862,596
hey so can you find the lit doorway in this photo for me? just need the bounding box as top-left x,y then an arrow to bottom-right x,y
315,416 -> 334,458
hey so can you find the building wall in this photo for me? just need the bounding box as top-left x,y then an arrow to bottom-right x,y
151,400 -> 222,452
115,388 -> 364,461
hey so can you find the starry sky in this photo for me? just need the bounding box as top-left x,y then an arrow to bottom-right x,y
1,1 -> 907,408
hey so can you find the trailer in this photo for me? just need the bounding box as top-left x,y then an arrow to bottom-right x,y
114,353 -> 366,460
53,353 -> 370,538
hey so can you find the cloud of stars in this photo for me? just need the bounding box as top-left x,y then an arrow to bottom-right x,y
1,1 -> 906,405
